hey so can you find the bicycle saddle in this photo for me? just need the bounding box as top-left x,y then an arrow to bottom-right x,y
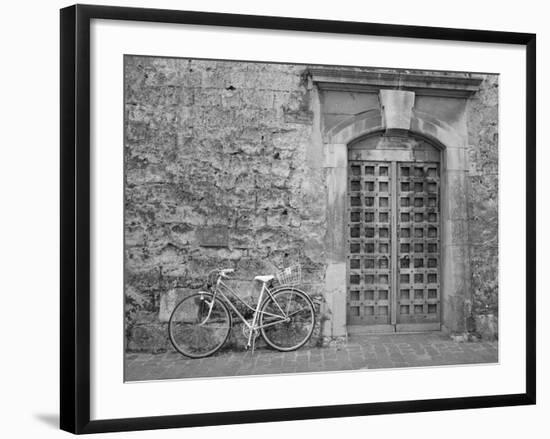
254,275 -> 274,283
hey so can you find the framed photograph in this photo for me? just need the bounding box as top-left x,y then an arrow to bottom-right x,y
60,4 -> 536,434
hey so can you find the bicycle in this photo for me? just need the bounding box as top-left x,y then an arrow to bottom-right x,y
168,265 -> 316,358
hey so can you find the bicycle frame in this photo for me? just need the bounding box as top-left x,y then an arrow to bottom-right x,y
204,275 -> 294,349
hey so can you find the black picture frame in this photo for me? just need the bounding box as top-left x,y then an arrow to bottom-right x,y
60,4 -> 536,434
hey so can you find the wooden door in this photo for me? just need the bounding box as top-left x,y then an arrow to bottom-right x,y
346,134 -> 441,333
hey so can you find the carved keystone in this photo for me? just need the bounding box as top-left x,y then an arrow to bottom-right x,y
379,89 -> 415,131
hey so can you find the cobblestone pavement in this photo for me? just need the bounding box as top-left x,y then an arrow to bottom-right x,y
125,332 -> 498,381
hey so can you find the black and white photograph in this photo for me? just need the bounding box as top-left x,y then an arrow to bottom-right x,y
124,56 -> 499,381
2,0 -> 543,436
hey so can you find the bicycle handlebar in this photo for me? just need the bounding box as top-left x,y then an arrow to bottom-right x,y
207,268 -> 235,280
206,268 -> 235,289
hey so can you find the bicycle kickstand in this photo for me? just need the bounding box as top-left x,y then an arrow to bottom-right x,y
245,330 -> 257,354
251,333 -> 256,354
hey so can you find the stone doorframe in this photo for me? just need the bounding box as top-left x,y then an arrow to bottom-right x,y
310,69 -> 483,337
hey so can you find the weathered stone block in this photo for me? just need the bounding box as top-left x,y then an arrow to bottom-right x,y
442,171 -> 469,221
474,313 -> 498,341
379,89 -> 415,130
321,90 -> 378,116
197,226 -> 229,248
442,245 -> 471,298
470,245 -> 498,315
158,288 -> 194,322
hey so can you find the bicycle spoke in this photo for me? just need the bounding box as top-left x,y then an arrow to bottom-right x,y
260,289 -> 315,351
285,291 -> 294,314
169,293 -> 231,358
285,307 -> 310,318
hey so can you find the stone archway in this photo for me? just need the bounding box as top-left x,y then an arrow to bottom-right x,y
321,90 -> 471,336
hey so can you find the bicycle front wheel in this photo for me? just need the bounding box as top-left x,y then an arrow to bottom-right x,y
260,288 -> 315,351
169,292 -> 231,358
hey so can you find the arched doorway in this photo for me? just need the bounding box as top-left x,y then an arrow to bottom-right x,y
318,90 -> 473,338
346,132 -> 442,333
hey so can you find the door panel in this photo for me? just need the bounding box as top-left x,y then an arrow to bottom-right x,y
347,161 -> 393,326
396,163 -> 441,327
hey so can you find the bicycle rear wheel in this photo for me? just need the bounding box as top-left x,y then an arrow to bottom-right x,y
260,288 -> 315,351
169,292 -> 231,358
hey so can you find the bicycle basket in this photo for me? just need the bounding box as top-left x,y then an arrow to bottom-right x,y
275,264 -> 301,287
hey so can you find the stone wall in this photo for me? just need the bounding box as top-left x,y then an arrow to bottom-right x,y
466,74 -> 499,338
124,56 -> 326,351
